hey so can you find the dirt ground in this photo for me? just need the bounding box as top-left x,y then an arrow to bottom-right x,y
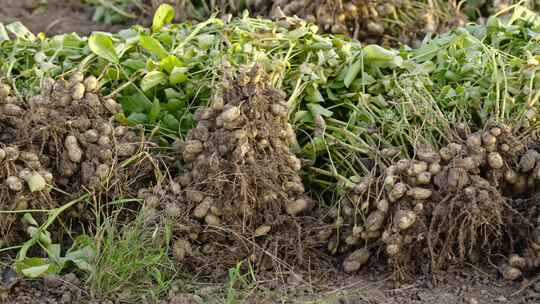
3,265 -> 540,303
0,0 -> 126,36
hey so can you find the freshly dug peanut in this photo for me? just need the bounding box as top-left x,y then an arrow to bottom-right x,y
71,83 -> 86,100
416,172 -> 432,185
64,135 -> 82,162
501,264 -> 521,280
467,133 -> 482,148
395,210 -> 416,230
95,164 -> 109,179
116,143 -> 137,157
204,214 -> 221,226
24,172 -> 47,192
184,140 -> 203,155
6,176 -> 23,191
519,150 -> 538,173
490,127 -> 502,137
98,136 -> 111,147
186,191 -> 204,203
285,198 -> 311,215
376,199 -> 389,213
488,152 -> 504,169
408,161 -> 428,176
98,123 -> 113,136
429,162 -> 441,174
396,159 -> 410,172
366,211 -> 385,231
482,133 -> 497,146
254,225 -> 271,237
84,129 -> 99,143
504,169 -> 518,184
104,98 -> 122,114
386,243 -> 400,256
172,239 -> 192,261
0,83 -> 10,98
407,187 -> 432,200
3,103 -> 23,116
388,182 -> 407,202
509,254 -> 526,269
70,72 -> 84,84
217,106 -> 241,125
287,155 -> 302,171
417,149 -> 440,164
83,76 -> 99,92
343,248 -> 370,273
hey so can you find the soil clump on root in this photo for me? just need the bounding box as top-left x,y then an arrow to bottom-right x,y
139,66 -> 325,278
0,75 -> 156,247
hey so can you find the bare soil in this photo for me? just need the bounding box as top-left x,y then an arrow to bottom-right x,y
3,266 -> 539,303
0,0 -> 126,36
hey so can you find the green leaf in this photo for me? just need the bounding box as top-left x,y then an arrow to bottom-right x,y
169,67 -> 189,84
307,103 -> 333,118
39,231 -> 52,245
118,28 -> 141,45
64,236 -> 96,272
15,258 -> 51,278
288,27 -> 309,40
123,58 -> 146,71
140,35 -> 169,60
303,136 -> 327,159
344,60 -> 362,88
160,55 -> 184,74
22,213 -> 38,226
0,23 -> 9,42
363,45 -> 397,62
148,100 -> 161,124
162,114 -> 180,132
89,33 -> 119,63
197,34 -> 215,49
164,98 -> 185,112
127,113 -> 148,123
6,22 -> 35,41
71,259 -> 93,272
305,85 -> 325,103
140,71 -> 167,91
120,92 -> 152,113
152,4 -> 175,32
294,110 -> 309,123
47,244 -> 61,262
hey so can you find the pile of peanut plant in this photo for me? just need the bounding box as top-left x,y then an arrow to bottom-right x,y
2,3 -> 540,283
2,5 -> 540,195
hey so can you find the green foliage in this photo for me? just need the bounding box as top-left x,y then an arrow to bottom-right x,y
86,0 -> 143,25
2,4 -> 540,194
88,208 -> 175,302
5,196 -> 96,278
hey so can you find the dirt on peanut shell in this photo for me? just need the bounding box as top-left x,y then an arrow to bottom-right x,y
0,0 -> 126,36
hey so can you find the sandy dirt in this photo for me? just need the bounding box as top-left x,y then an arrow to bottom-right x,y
0,0 -> 126,36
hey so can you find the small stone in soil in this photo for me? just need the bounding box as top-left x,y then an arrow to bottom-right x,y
465,297 -> 479,304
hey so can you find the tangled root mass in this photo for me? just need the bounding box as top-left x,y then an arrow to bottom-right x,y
0,74 -> 153,245
139,66 -> 322,277
330,123 -> 540,280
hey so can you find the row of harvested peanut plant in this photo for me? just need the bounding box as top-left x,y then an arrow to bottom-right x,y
2,3 -> 540,302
